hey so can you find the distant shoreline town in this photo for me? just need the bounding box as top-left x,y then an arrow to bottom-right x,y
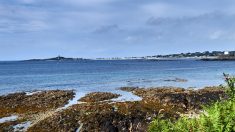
26,51 -> 235,61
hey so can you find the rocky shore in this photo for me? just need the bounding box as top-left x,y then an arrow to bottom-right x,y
0,87 -> 227,132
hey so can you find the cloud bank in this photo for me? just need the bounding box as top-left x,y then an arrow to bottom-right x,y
1,0 -> 235,60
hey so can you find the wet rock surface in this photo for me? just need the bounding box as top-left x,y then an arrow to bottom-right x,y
0,120 -> 24,132
119,87 -> 138,92
28,87 -> 226,132
0,90 -> 74,131
0,90 -> 74,117
78,92 -> 121,102
28,101 -> 181,132
121,86 -> 227,110
0,87 -> 227,132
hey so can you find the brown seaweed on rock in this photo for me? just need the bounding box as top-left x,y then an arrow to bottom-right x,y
121,86 -> 227,110
0,87 -> 228,132
78,92 -> 120,102
28,100 -> 182,132
0,90 -> 75,118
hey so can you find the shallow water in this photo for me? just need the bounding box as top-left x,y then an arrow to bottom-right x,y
0,115 -> 18,124
0,60 -> 235,95
13,121 -> 31,132
61,91 -> 87,109
25,91 -> 42,96
111,90 -> 142,102
61,90 -> 142,109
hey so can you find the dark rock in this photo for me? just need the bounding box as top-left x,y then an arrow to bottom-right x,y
164,78 -> 188,82
78,92 -> 120,102
119,87 -> 138,92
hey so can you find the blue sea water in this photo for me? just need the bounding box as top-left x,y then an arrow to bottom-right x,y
0,60 -> 235,95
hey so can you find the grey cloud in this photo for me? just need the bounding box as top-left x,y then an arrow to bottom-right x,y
1,0 -> 235,60
0,18 -> 48,33
145,12 -> 235,40
147,12 -> 235,27
93,24 -> 120,34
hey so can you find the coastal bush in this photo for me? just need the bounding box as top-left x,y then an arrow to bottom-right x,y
223,73 -> 235,99
148,74 -> 235,132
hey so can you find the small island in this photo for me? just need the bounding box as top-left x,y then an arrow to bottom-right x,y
25,56 -> 89,62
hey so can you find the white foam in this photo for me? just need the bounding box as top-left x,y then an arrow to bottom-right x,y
13,121 -> 31,132
76,123 -> 83,132
25,91 -> 42,96
0,115 -> 18,124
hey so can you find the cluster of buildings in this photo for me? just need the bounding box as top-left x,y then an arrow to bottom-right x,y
94,51 -> 235,60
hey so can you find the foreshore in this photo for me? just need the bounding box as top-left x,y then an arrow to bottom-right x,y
0,86 -> 227,131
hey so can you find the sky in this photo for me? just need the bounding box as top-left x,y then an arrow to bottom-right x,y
1,0 -> 235,60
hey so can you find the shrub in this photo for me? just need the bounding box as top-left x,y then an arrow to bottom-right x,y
223,73 -> 235,99
148,74 -> 235,132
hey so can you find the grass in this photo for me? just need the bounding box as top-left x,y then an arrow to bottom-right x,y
148,74 -> 235,132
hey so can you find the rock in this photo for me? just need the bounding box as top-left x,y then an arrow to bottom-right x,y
121,86 -> 227,110
119,87 -> 138,92
0,87 -> 228,132
164,78 -> 188,82
78,92 -> 120,102
0,90 -> 75,131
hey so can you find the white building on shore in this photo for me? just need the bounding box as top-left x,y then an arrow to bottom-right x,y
224,51 -> 229,55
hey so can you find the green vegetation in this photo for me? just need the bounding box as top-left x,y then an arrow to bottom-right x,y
148,74 -> 235,132
223,73 -> 235,99
153,51 -> 235,58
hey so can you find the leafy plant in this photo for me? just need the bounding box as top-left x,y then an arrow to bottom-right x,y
223,73 -> 235,99
148,74 -> 235,132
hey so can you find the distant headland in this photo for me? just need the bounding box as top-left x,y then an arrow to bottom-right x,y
25,51 -> 235,61
25,56 -> 89,61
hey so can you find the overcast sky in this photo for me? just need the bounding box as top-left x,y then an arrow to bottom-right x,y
1,0 -> 235,60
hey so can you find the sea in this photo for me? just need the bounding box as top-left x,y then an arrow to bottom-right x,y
0,60 -> 235,96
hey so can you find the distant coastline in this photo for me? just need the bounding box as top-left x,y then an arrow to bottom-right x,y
200,56 -> 235,61
23,50 -> 235,61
